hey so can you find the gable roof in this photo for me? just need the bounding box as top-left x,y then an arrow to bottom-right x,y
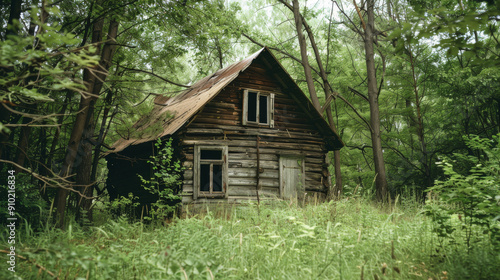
110,47 -> 343,153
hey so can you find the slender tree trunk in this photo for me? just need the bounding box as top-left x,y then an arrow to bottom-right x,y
301,20 -> 343,198
364,0 -> 388,202
54,16 -> 104,227
45,91 -> 73,173
55,17 -> 119,227
14,0 -> 48,173
0,0 -> 23,157
289,0 -> 343,197
75,106 -> 95,223
5,0 -> 22,38
90,91 -> 113,185
408,49 -> 432,188
13,109 -> 36,170
292,0 -> 321,111
14,116 -> 32,172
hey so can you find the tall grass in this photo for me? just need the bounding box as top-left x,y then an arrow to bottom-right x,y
1,198 -> 498,279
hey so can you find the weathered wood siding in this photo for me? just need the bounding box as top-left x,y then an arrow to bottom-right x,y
178,57 -> 331,203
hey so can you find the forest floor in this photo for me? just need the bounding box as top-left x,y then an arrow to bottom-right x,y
1,197 -> 498,279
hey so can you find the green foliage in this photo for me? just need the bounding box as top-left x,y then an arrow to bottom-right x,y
3,198 -> 499,279
139,138 -> 182,221
108,193 -> 141,219
0,4 -> 98,133
0,168 -> 49,231
426,134 -> 500,249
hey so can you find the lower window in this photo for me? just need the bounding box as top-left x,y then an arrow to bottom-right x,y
194,146 -> 228,198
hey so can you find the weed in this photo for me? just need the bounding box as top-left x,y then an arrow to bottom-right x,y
1,198 -> 498,279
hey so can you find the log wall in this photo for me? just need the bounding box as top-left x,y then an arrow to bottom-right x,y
179,57 -> 331,203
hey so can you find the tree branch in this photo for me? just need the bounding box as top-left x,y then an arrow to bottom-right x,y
242,33 -> 321,76
348,87 -> 369,102
0,159 -> 98,199
119,66 -> 189,88
337,93 -> 373,132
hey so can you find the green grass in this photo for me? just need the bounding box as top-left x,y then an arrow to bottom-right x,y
1,198 -> 499,279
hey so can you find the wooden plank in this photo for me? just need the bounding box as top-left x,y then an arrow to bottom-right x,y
228,147 -> 325,158
182,184 -> 194,193
183,170 -> 193,180
201,107 -> 241,115
228,159 -> 278,169
185,139 -> 325,153
275,115 -> 313,125
229,167 -> 279,179
229,152 -> 278,161
305,165 -> 323,172
224,84 -> 285,97
228,177 -> 279,188
204,102 -> 236,109
188,149 -> 305,162
185,128 -> 224,135
228,186 -> 279,197
305,173 -> 323,181
182,139 -> 250,146
273,121 -> 321,132
236,78 -> 278,88
198,112 -> 240,120
226,133 -> 326,146
193,118 -> 239,126
235,82 -> 280,92
187,123 -> 322,138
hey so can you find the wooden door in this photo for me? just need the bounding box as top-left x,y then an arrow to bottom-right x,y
279,156 -> 305,199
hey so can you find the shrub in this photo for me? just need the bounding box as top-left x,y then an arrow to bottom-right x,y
0,168 -> 49,230
425,134 -> 500,249
139,138 -> 182,221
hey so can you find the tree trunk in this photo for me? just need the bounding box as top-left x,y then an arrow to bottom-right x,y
90,90 -> 114,191
14,121 -> 32,172
0,0 -> 23,157
289,0 -> 343,197
5,0 -> 22,38
292,0 -> 321,111
55,18 -> 119,227
75,106 -> 95,223
408,48 -> 432,188
364,0 -> 388,202
13,0 -> 48,173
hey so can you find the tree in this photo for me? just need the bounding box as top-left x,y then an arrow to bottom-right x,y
333,0 -> 389,200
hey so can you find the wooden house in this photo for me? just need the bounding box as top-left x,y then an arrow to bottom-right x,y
106,47 -> 343,206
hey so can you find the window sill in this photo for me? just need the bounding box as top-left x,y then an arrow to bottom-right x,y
244,122 -> 272,128
197,193 -> 226,198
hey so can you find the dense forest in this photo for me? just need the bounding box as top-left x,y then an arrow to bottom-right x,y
1,0 -> 499,279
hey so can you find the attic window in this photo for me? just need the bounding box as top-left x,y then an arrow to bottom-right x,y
194,146 -> 228,199
243,90 -> 274,127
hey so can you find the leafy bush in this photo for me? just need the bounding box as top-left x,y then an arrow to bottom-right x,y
425,134 -> 500,249
3,198 -> 500,279
139,138 -> 182,221
0,168 -> 49,230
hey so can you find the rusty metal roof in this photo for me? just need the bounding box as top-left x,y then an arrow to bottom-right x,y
110,47 -> 343,153
111,48 -> 264,153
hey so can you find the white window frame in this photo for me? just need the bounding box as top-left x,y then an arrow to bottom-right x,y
193,145 -> 228,199
242,89 -> 275,127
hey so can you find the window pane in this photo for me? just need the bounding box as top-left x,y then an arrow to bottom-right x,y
213,164 -> 223,192
259,95 -> 268,124
247,91 -> 257,122
200,150 -> 222,160
200,164 -> 210,192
